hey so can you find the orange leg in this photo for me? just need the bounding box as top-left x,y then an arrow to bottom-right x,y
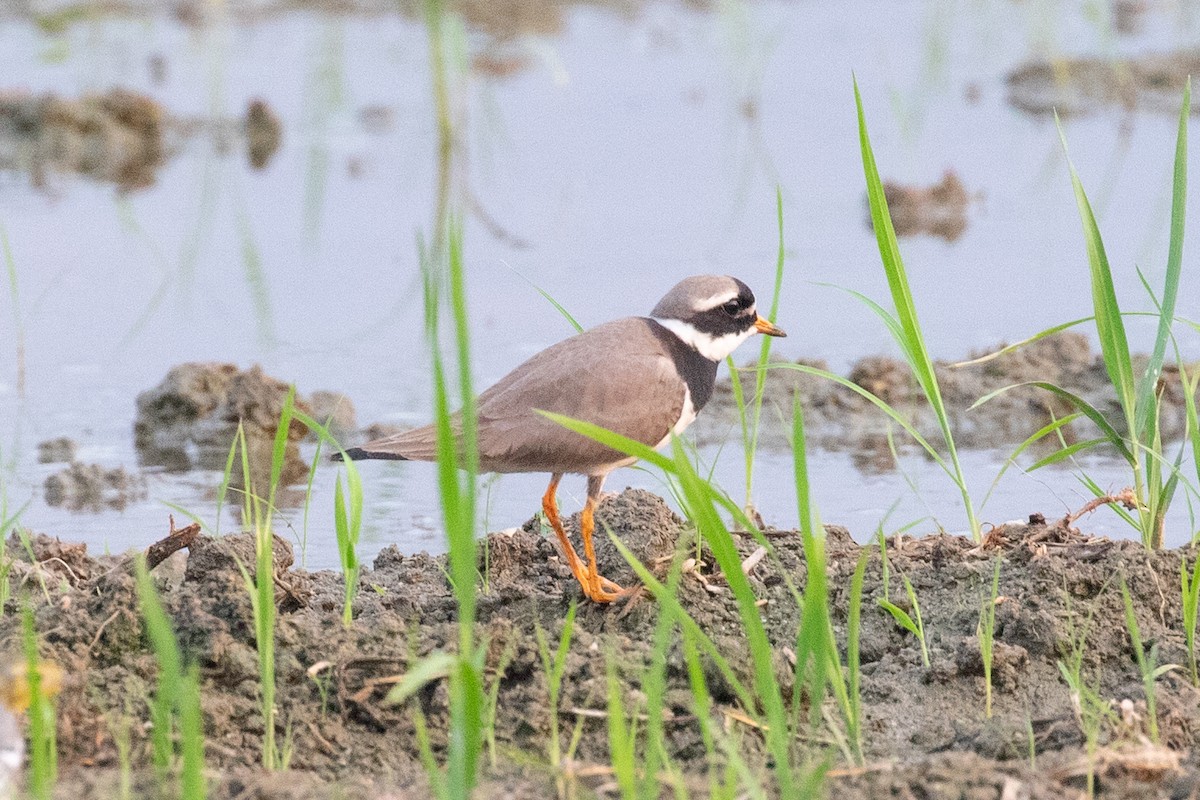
543,474 -> 591,595
581,475 -> 625,603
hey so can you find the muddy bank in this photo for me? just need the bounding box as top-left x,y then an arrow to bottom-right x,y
1007,50 -> 1200,116
133,363 -> 354,493
696,332 -> 1200,461
0,89 -> 282,190
6,488 -> 1200,797
875,170 -> 973,242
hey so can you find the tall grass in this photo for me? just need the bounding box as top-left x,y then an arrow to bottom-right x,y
1183,553 -> 1200,685
386,219 -> 483,800
851,79 -> 979,540
290,409 -> 365,625
223,393 -> 295,771
727,188 -> 787,516
1120,579 -> 1161,743
533,603 -> 576,794
975,81 -> 1191,548
768,83 -> 980,539
134,557 -> 183,776
332,465 -> 363,627
0,224 -> 24,396
547,389 -> 862,789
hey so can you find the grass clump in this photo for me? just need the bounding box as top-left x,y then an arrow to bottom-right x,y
769,82 -> 980,539
1183,554 -> 1200,685
975,81 -> 1192,549
546,390 -> 859,791
221,391 -> 296,772
386,217 -> 484,800
533,604 -> 577,794
1120,578 -> 1164,743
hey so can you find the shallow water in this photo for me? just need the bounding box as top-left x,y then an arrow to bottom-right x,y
2,0 -> 1200,566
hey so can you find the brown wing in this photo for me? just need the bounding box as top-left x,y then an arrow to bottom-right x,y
473,318 -> 686,473
346,318 -> 686,474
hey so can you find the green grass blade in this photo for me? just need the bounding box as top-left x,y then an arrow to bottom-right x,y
178,665 -> 207,800
768,363 -> 955,477
855,78 -> 975,542
134,557 -> 182,774
1056,117 -> 1138,431
877,599 -> 919,637
1136,78 -> 1189,437
1026,438 -> 1108,471
23,601 -> 56,800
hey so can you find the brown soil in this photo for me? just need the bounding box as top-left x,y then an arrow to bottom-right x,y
0,90 -> 285,190
7,488 -> 1200,798
1007,50 -> 1200,116
697,332 -> 1200,461
876,170 -> 972,242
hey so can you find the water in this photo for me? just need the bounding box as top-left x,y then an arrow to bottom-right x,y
2,0 -> 1200,567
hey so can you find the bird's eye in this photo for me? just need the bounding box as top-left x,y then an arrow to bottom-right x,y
722,300 -> 741,316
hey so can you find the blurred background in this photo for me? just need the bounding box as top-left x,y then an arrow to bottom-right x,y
2,0 -> 1200,566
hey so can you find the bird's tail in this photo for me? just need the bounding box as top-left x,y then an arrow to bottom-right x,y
331,424 -> 439,463
331,447 -> 411,463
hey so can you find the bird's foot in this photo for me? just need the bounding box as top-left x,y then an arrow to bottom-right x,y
582,571 -> 637,604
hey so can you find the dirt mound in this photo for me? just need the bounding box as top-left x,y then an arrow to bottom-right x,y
875,170 -> 972,242
133,363 -> 352,492
0,88 -> 166,190
42,462 -> 147,512
3,488 -> 1199,797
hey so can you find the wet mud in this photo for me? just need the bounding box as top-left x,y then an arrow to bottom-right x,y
0,90 -> 284,190
7,488 -> 1200,798
697,333 -> 1200,461
42,462 -> 147,512
874,170 -> 973,242
134,363 -> 352,493
1007,50 -> 1200,116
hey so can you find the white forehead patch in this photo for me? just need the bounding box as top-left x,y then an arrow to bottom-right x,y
693,290 -> 740,312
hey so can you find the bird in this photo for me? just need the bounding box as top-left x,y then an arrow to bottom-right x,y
336,275 -> 785,602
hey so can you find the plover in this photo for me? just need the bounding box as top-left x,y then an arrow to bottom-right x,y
338,275 -> 785,602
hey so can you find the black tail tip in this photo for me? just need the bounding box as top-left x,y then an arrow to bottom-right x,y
331,447 -> 370,462
331,447 -> 409,462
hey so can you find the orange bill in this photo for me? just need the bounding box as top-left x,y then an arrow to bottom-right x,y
754,316 -> 786,337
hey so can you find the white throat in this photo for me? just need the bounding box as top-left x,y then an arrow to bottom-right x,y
653,318 -> 756,362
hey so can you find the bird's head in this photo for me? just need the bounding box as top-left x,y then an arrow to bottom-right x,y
650,275 -> 786,362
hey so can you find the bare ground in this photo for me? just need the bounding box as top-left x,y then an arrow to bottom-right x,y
3,488 -> 1199,798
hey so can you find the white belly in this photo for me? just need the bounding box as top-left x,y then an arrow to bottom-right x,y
655,386 -> 697,449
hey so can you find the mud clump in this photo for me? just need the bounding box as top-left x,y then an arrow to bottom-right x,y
36,437 -> 77,464
874,170 -> 972,242
0,88 -> 166,190
133,363 -> 320,491
699,332 -> 1199,457
244,98 -> 282,170
43,462 -> 146,512
5,488 -> 1200,798
1007,50 -> 1200,116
